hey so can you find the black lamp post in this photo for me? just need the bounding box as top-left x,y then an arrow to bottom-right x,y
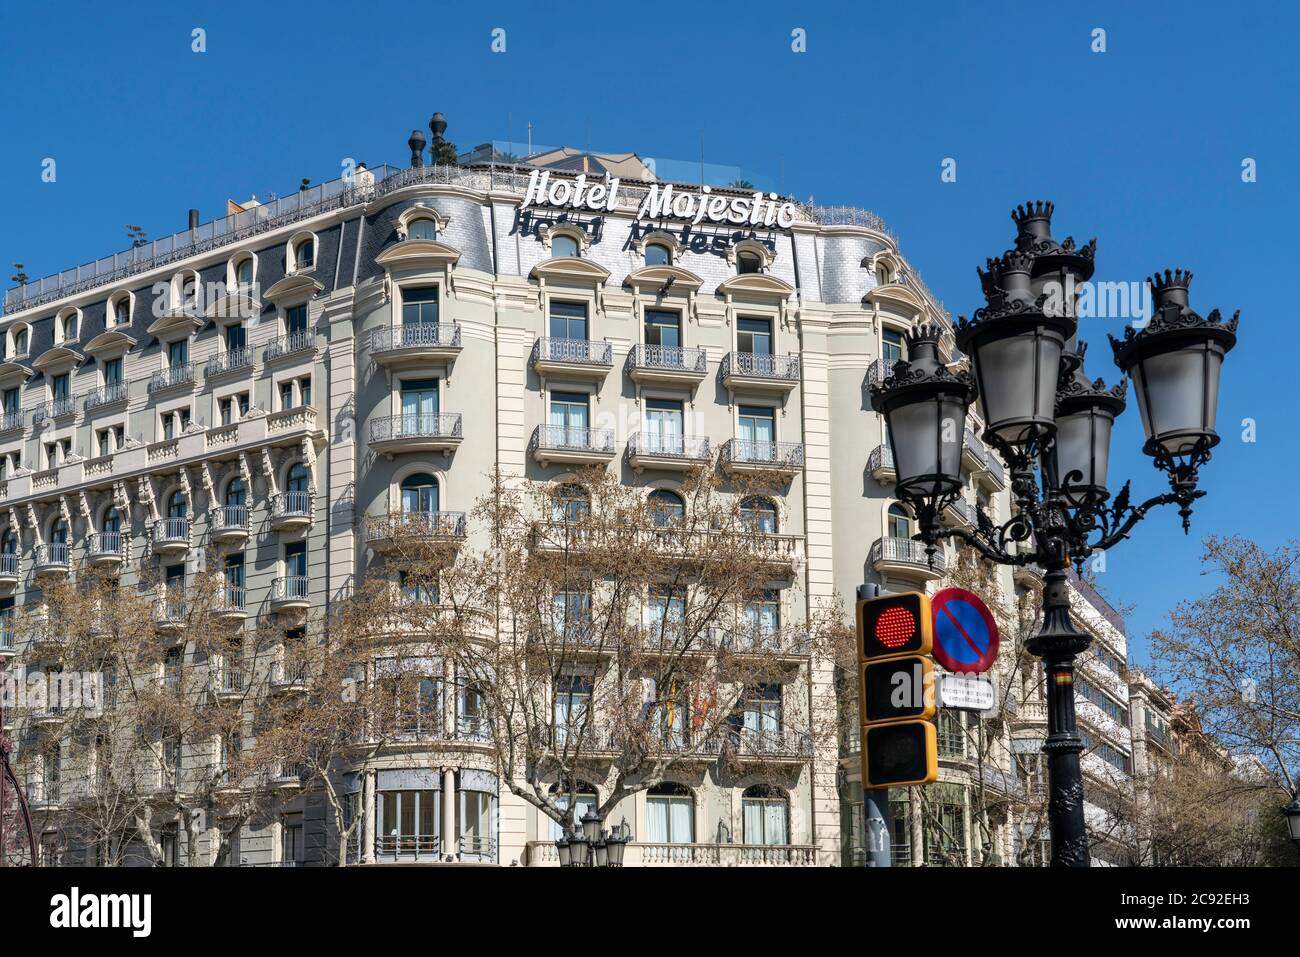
1283,792 -> 1300,849
556,811 -> 629,867
870,201 -> 1239,867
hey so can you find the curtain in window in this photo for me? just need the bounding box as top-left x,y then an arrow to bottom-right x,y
646,798 -> 670,843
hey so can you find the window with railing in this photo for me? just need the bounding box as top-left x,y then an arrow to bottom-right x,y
937,708 -> 966,757
377,788 -> 440,858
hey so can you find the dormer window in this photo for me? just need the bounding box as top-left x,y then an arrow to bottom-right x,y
58,310 -> 79,343
112,295 -> 131,326
235,257 -> 254,288
551,234 -> 580,258
737,251 -> 762,275
644,243 -> 671,267
876,263 -> 893,285
10,325 -> 29,357
407,217 -> 438,241
293,238 -> 315,272
182,276 -> 198,311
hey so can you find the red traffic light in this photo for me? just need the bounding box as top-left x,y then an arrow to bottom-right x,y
857,592 -> 933,661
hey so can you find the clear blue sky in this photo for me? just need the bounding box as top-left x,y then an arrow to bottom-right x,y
1,0 -> 1295,666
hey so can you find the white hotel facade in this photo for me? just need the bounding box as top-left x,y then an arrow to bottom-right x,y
0,130 -> 1141,866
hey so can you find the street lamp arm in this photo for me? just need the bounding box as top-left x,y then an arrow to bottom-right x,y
1087,485 -> 1207,553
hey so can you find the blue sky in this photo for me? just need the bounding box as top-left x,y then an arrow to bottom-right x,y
1,0 -> 1295,666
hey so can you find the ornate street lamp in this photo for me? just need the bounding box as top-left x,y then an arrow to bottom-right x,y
555,811 -> 629,867
870,201 -> 1239,867
1283,793 -> 1300,849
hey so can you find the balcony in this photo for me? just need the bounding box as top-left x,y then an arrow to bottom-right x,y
152,517 -> 191,557
530,425 -> 616,467
212,663 -> 246,702
720,352 -> 801,393
0,623 -> 14,658
527,841 -> 817,867
270,654 -> 310,693
729,727 -> 814,763
264,330 -> 316,364
205,348 -> 254,378
85,381 -> 129,411
376,834 -> 442,863
210,505 -> 250,544
370,323 -> 462,368
270,575 -> 310,614
868,444 -> 895,484
86,531 -> 126,570
627,343 -> 708,387
721,626 -> 811,662
626,432 -> 711,472
0,410 -> 23,432
29,707 -> 66,732
719,439 -> 805,477
0,552 -> 18,588
148,363 -> 195,395
531,337 -> 613,380
154,596 -> 189,633
943,495 -> 976,528
966,428 -> 1006,489
270,762 -> 306,791
369,413 -> 463,457
34,543 -> 71,577
1013,561 -> 1044,587
458,835 -> 496,864
271,491 -> 313,532
365,510 -> 467,554
214,585 -> 247,622
869,536 -> 946,582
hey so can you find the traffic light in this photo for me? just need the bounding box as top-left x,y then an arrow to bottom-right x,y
861,655 -> 936,723
863,721 -> 938,788
856,591 -> 938,788
857,591 -> 932,660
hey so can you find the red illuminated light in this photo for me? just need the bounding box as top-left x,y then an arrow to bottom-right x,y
875,606 -> 916,649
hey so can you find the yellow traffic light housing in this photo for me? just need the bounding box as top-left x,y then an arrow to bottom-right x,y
857,591 -> 933,661
862,720 -> 938,788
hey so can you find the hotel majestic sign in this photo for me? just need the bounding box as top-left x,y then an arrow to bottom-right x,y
520,169 -> 800,230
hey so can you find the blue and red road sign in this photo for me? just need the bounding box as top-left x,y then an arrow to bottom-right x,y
930,587 -> 999,674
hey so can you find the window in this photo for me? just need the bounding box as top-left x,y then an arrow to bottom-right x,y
737,251 -> 762,274
299,376 -> 311,408
96,427 -> 124,458
740,496 -> 777,533
225,553 -> 244,593
553,675 -> 592,746
280,381 -> 294,411
219,392 -> 249,425
643,309 -> 681,349
225,478 -> 246,508
293,238 -> 315,271
551,484 -> 589,523
648,488 -> 684,528
235,257 -> 254,288
112,296 -> 131,326
647,676 -> 688,746
181,274 -> 198,310
887,503 -> 911,539
282,813 -> 304,866
377,788 -> 440,856
103,357 -> 122,389
401,287 -> 439,325
548,786 -> 597,840
548,391 -> 589,443
286,304 -> 308,336
225,323 -> 246,353
10,325 -> 29,357
284,540 -> 307,581
937,709 -> 965,756
742,786 -> 788,845
925,783 -> 967,866
167,490 -> 188,521
168,339 -> 188,369
548,301 -> 588,340
643,398 -> 685,455
61,311 -> 79,342
407,217 -> 438,241
3,387 -> 19,416
52,373 -> 70,405
552,589 -> 592,639
737,316 -> 772,355
744,590 -> 780,640
648,585 -> 685,636
646,783 -> 694,844
399,570 -> 439,606
551,234 -> 579,258
876,261 -> 893,286
882,328 -> 906,365
400,378 -> 440,428
737,405 -> 776,455
459,784 -> 496,859
287,463 -> 310,499
644,242 -> 671,266
734,684 -> 782,747
400,473 -> 439,514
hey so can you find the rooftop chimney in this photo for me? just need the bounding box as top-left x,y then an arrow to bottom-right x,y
188,208 -> 200,230
408,128 -> 426,168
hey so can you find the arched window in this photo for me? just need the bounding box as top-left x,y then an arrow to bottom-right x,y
181,274 -> 198,310
168,491 -> 188,520
400,473 -> 439,515
887,503 -> 911,539
235,257 -> 254,288
551,484 -> 590,523
1,529 -> 16,554
742,785 -> 788,846
736,251 -> 762,275
287,463 -> 310,495
407,217 -> 438,241
225,478 -> 246,508
11,325 -> 29,356
50,519 -> 68,545
646,782 -> 694,844
112,295 -> 131,326
876,262 -> 893,286
60,311 -> 79,342
547,783 -> 598,840
102,507 -> 121,534
644,243 -> 671,267
551,234 -> 579,258
740,496 -> 777,533
294,238 -> 315,270
648,489 -> 685,528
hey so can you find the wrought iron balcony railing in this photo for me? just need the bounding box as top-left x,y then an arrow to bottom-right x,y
531,336 -> 613,366
211,505 -> 250,534
868,443 -> 895,475
34,543 -> 70,568
628,343 -> 707,374
272,491 -> 312,519
219,585 -> 247,613
720,351 -> 801,381
264,330 -> 314,362
272,576 -> 310,604
149,364 -> 195,393
85,382 -> 129,410
0,411 -> 22,431
371,322 -> 461,353
369,413 -> 462,443
86,531 -> 124,557
627,432 -> 710,460
720,439 -> 805,469
531,425 -> 615,454
869,536 -> 948,572
365,510 -> 468,542
152,517 -> 191,546
205,348 -> 253,377
0,552 -> 20,578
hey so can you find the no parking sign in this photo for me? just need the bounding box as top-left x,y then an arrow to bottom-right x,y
930,587 -> 999,674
